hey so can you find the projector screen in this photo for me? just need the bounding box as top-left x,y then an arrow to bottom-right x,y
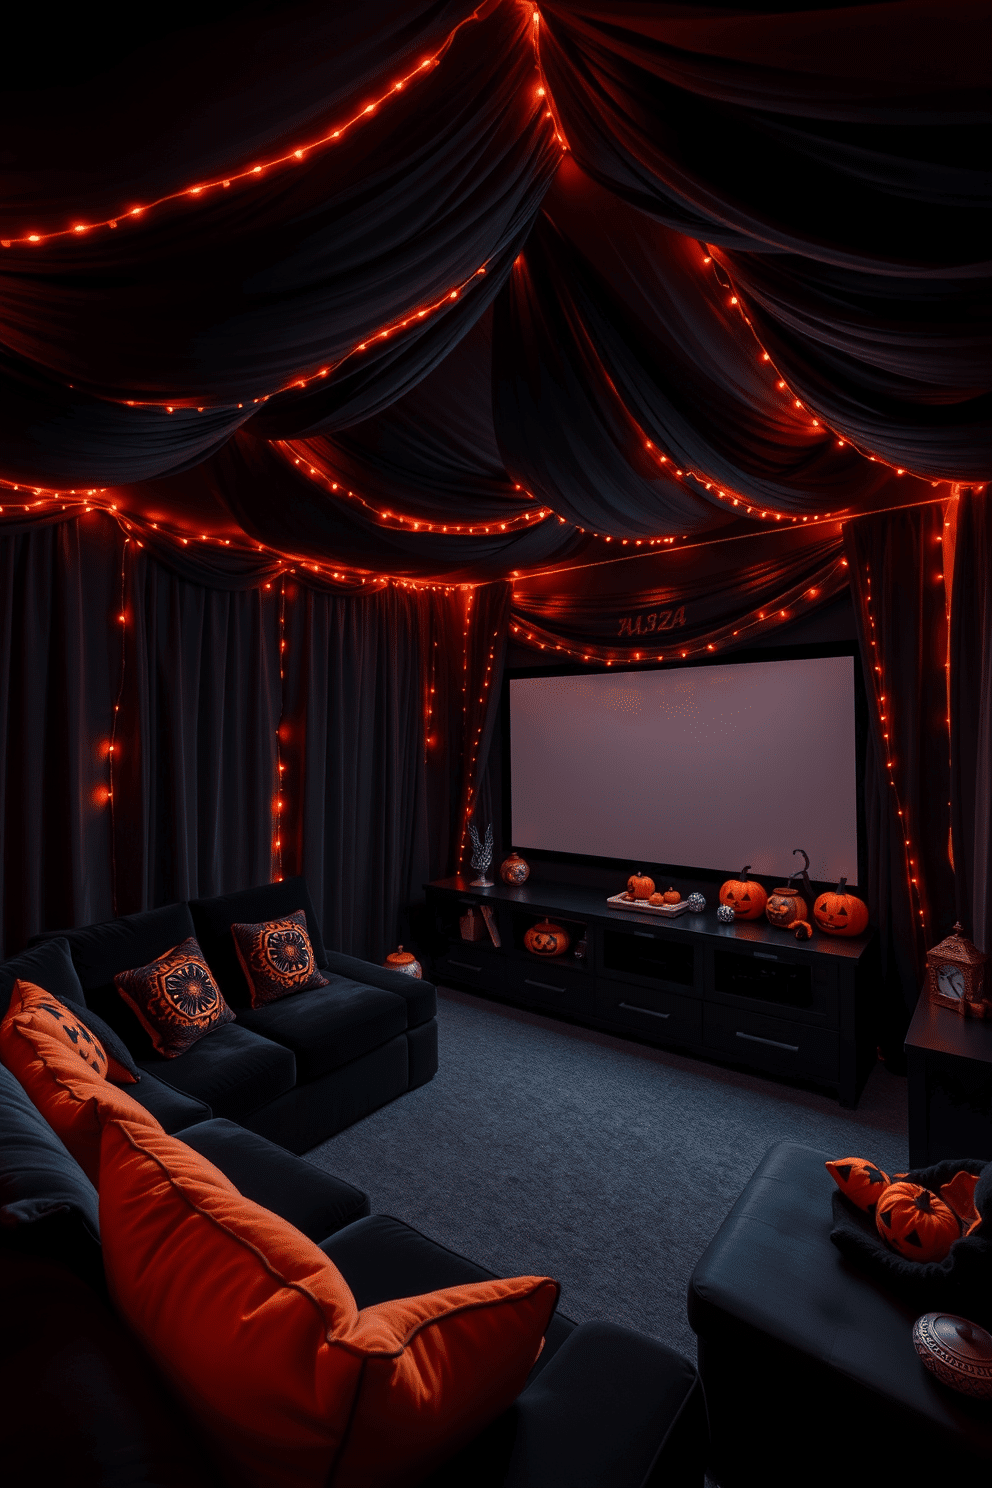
509,656 -> 860,886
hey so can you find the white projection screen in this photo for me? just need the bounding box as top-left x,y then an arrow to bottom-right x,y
509,656 -> 860,886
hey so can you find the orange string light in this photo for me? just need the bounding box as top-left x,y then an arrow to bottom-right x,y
0,8 -> 494,253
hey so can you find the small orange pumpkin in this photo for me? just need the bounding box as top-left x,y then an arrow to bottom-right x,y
523,920 -> 570,957
648,892 -> 665,905
718,867 -> 767,921
813,878 -> 869,937
627,872 -> 655,900
875,1181 -> 960,1263
791,920 -> 813,940
662,888 -> 681,905
766,885 -> 808,929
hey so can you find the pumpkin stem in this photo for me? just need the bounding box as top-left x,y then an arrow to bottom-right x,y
740,865 -> 751,877
793,848 -> 810,872
836,877 -> 848,891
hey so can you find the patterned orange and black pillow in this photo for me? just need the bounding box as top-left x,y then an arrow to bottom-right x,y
230,910 -> 329,1009
826,1157 -> 891,1212
5,979 -> 137,1085
114,938 -> 235,1059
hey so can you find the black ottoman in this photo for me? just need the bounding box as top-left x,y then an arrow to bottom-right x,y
688,1141 -> 992,1486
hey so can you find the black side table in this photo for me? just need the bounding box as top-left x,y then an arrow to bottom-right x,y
905,992 -> 992,1165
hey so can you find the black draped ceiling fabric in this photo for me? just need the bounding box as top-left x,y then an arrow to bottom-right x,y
0,1 -> 559,485
493,159 -> 925,538
537,1 -> 991,480
510,524 -> 849,663
0,3 -> 986,967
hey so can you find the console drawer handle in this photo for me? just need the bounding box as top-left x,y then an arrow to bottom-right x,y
753,952 -> 779,961
736,1030 -> 799,1052
633,932 -> 656,940
619,1002 -> 670,1020
525,979 -> 568,994
448,959 -> 483,973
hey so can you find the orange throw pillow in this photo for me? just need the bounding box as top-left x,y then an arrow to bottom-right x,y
99,1118 -> 559,1488
826,1157 -> 891,1212
0,980 -> 159,1184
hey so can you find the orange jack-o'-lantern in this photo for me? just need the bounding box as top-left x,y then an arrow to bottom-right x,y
766,885 -> 808,929
627,873 -> 655,900
718,867 -> 767,921
875,1182 -> 960,1263
523,920 -> 570,957
813,878 -> 869,937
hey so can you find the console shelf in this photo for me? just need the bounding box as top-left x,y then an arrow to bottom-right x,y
424,877 -> 878,1106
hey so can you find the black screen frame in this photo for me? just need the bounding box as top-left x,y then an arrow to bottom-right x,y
500,642 -> 869,894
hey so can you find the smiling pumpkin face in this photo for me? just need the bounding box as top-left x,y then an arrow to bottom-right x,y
766,886 -> 807,928
813,878 -> 869,937
718,867 -> 767,921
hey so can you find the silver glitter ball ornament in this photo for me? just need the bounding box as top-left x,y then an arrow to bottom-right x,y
686,893 -> 707,913
716,903 -> 736,924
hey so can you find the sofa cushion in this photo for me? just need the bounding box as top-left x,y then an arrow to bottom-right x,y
128,1070 -> 213,1132
34,901 -> 199,1059
0,1251 -> 221,1488
7,979 -> 137,1085
232,909 -> 330,1008
236,978 -> 407,1083
321,949 -> 437,1029
115,937 -> 236,1058
99,1117 -> 559,1488
139,1021 -> 296,1122
175,1117 -> 369,1241
0,935 -> 87,1018
0,1061 -> 103,1292
189,877 -> 327,1008
0,981 -> 162,1184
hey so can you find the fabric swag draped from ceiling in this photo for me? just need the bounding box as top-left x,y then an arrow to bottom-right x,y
1,3 -> 988,1031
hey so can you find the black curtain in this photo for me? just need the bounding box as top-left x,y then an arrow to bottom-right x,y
950,490 -> 992,951
844,503 -> 955,1047
0,519 -> 119,953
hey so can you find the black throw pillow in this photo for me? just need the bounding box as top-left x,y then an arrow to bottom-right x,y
0,936 -> 86,1019
0,1061 -> 103,1293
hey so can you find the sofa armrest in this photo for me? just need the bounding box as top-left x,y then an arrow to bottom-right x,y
321,950 -> 436,1027
507,1321 -> 703,1488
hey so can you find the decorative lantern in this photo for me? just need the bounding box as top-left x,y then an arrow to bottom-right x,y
500,851 -> 530,886
383,946 -> 422,979
925,923 -> 990,1017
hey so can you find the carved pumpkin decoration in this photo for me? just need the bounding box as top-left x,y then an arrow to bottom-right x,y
813,878 -> 869,937
662,888 -> 681,905
627,872 -> 655,900
766,885 -> 808,929
875,1181 -> 960,1263
523,920 -> 570,957
792,920 -> 813,941
718,867 -> 767,921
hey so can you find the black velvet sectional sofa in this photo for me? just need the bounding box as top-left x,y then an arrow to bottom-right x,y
0,877 -> 705,1487
17,875 -> 439,1155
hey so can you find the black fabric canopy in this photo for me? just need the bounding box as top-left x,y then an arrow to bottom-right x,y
1,2 -> 988,1016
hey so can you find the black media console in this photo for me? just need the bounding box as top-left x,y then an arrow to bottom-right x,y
424,876 -> 879,1106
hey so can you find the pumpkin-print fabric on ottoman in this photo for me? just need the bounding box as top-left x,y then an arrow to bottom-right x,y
115,938 -> 235,1058
231,910 -> 329,1008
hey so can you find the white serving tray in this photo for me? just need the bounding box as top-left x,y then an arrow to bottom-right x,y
606,893 -> 690,918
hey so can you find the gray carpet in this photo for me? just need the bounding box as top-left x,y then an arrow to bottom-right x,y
308,987 -> 908,1363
